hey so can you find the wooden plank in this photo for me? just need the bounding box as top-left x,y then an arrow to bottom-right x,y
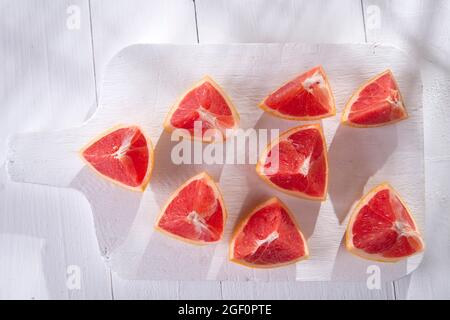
363,0 -> 450,299
178,281 -> 222,299
222,282 -> 395,299
89,0 -> 198,95
88,0 -> 199,299
112,276 -> 222,299
111,275 -> 178,300
0,0 -> 111,299
193,0 -> 395,300
195,0 -> 366,43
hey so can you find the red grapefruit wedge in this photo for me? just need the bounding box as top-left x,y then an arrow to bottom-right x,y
346,183 -> 425,262
256,124 -> 328,201
342,70 -> 408,127
80,125 -> 154,191
155,172 -> 227,244
230,198 -> 309,268
259,66 -> 335,120
164,76 -> 239,142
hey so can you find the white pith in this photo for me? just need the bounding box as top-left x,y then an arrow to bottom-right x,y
255,231 -> 279,248
394,221 -> 420,238
298,154 -> 312,176
196,107 -> 226,137
112,141 -> 130,159
186,190 -> 219,237
197,107 -> 217,126
246,231 -> 280,258
386,91 -> 403,109
112,128 -> 135,159
187,211 -> 212,235
302,71 -> 325,93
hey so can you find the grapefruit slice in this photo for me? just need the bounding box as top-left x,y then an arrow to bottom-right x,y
230,197 -> 309,268
342,70 -> 408,127
80,125 -> 153,191
256,123 -> 328,201
346,183 -> 425,262
259,66 -> 335,120
163,76 -> 239,142
155,172 -> 227,244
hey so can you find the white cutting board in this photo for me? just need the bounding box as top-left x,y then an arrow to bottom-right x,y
7,43 -> 424,281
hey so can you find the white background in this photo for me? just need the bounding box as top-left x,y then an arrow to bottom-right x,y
0,0 -> 449,299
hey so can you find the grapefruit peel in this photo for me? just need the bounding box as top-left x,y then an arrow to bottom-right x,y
163,76 -> 240,143
259,65 -> 336,120
341,69 -> 408,128
345,183 -> 425,262
256,123 -> 329,201
79,124 -> 154,192
155,172 -> 227,245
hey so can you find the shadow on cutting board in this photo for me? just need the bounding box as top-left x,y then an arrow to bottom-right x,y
69,166 -> 143,257
149,130 -> 225,210
327,124 -> 398,224
331,234 -> 407,282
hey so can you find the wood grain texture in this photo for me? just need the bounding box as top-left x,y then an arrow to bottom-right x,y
103,0 -> 391,298
192,0 -> 395,299
7,43 -> 424,283
4,0 -> 447,299
0,0 -> 111,299
89,0 -> 198,96
195,0 -> 366,43
221,282 -> 395,299
363,0 -> 450,299
111,276 -> 223,299
87,0 -> 199,299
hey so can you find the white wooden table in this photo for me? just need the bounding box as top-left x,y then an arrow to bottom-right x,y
1,0 -> 449,300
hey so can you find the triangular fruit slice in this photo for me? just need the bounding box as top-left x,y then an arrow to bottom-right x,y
346,183 -> 425,262
80,125 -> 154,191
256,123 -> 328,201
230,197 -> 309,268
155,172 -> 227,244
342,70 -> 408,127
259,66 -> 336,120
164,76 -> 239,142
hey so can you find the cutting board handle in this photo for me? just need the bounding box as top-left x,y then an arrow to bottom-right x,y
7,128 -> 83,188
